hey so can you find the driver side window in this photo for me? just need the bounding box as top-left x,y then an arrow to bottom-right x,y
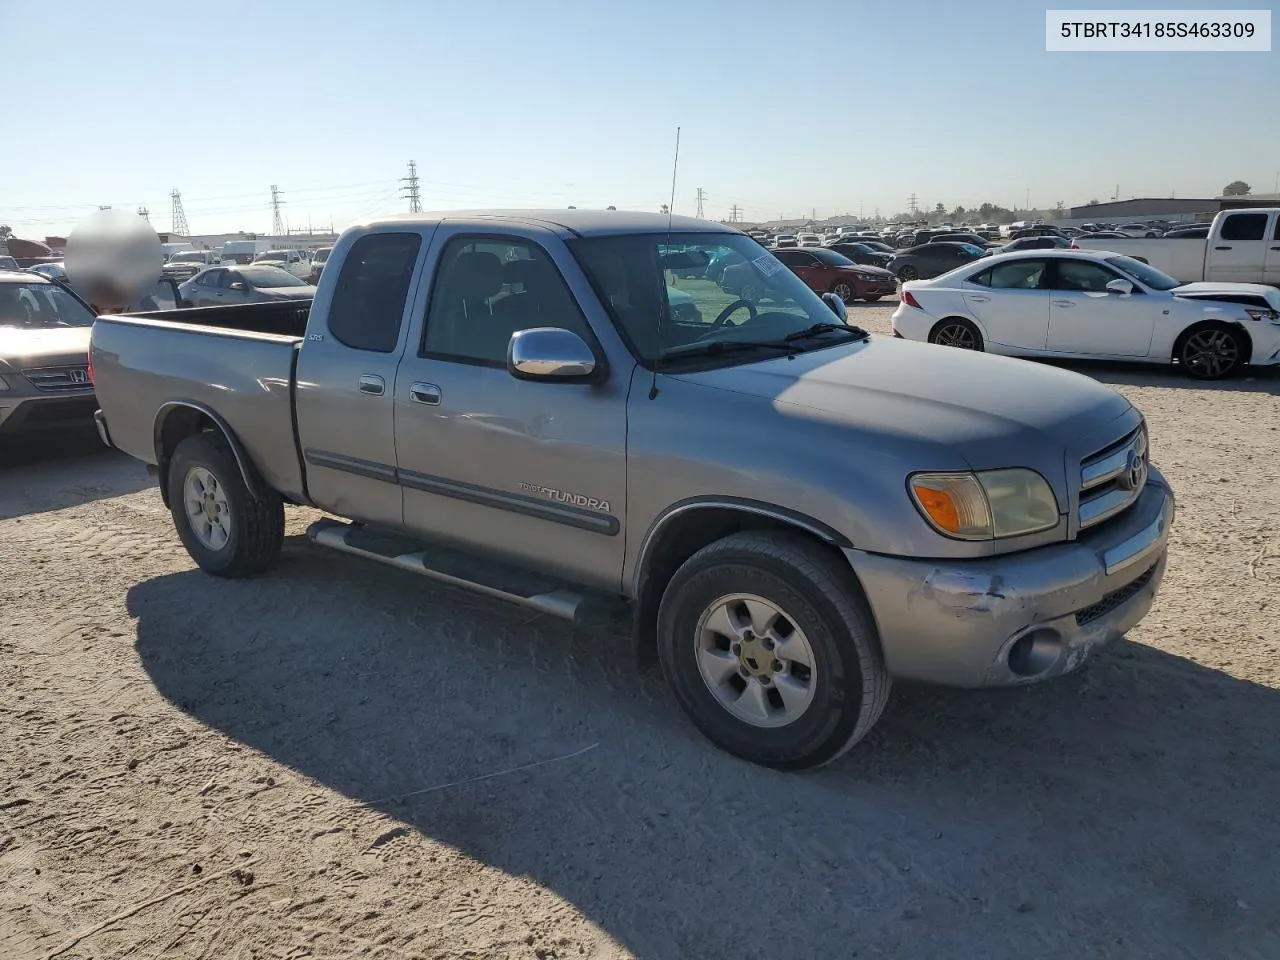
1053,260 -> 1119,293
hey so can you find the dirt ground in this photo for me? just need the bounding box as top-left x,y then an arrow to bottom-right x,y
3,306 -> 1280,960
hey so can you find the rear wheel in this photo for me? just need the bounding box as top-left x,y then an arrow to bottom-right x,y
929,317 -> 983,351
896,265 -> 919,282
168,432 -> 284,577
1177,323 -> 1245,380
657,531 -> 891,770
862,295 -> 883,303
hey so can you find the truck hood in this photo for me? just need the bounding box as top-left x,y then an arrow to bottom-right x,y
0,324 -> 92,369
669,335 -> 1132,474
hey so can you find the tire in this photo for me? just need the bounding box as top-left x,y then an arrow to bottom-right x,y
830,280 -> 855,302
1176,323 -> 1246,380
167,432 -> 284,577
928,317 -> 984,351
862,295 -> 883,303
656,531 -> 891,770
896,265 -> 919,282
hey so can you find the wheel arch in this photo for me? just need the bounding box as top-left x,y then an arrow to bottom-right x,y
153,401 -> 268,508
630,498 -> 854,665
929,314 -> 987,346
1172,318 -> 1252,365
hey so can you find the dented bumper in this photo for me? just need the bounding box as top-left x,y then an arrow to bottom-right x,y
844,469 -> 1174,688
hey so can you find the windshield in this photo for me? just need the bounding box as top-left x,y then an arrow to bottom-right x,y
570,232 -> 835,365
170,252 -> 208,263
1107,255 -> 1181,291
860,241 -> 893,253
238,266 -> 308,287
957,243 -> 985,256
255,251 -> 293,262
314,248 -> 331,263
0,281 -> 96,328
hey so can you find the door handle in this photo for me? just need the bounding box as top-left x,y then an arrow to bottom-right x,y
410,381 -> 441,405
358,375 -> 385,396
1052,300 -> 1074,307
1214,245 -> 1233,251
968,295 -> 990,302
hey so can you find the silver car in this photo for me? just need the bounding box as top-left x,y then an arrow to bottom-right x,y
178,265 -> 315,307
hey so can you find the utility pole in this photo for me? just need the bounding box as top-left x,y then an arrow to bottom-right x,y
695,187 -> 706,219
170,189 -> 189,235
1025,188 -> 1030,211
729,204 -> 742,222
137,206 -> 150,221
908,193 -> 919,216
402,160 -> 423,213
270,185 -> 285,236
1113,184 -> 1120,201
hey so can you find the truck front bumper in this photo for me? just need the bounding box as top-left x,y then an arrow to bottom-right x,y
844,469 -> 1174,689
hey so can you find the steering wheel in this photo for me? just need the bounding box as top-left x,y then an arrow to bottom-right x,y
710,299 -> 758,328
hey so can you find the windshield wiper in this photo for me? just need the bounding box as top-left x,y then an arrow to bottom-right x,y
783,322 -> 870,342
656,338 -> 799,366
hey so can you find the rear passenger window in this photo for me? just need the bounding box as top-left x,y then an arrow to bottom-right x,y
327,233 -> 422,353
422,236 -> 591,366
1221,214 -> 1267,241
977,260 -> 1047,289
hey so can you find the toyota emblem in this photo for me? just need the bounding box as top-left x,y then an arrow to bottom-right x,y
1120,449 -> 1147,491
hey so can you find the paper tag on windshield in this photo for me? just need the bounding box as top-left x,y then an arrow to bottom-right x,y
752,253 -> 784,277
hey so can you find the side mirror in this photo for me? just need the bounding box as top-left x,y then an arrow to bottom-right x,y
821,291 -> 848,323
508,327 -> 598,382
1105,278 -> 1133,295
229,281 -> 247,291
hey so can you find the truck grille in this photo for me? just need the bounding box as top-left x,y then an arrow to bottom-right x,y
22,365 -> 92,393
1075,562 -> 1157,625
1078,425 -> 1148,531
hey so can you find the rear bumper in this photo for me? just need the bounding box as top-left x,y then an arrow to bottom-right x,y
94,409 -> 114,448
844,470 -> 1174,688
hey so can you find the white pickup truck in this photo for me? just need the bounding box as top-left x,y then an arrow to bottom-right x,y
1073,208 -> 1280,285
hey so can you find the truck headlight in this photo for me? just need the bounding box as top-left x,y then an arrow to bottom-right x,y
909,469 -> 1059,540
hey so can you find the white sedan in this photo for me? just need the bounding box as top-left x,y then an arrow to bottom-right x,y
891,249 -> 1280,379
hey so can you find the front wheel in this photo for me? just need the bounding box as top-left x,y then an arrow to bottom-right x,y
862,295 -> 882,303
1177,324 -> 1245,380
168,432 -> 285,577
830,280 -> 855,302
896,265 -> 919,282
657,532 -> 890,770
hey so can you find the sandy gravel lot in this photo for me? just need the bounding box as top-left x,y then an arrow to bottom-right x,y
3,304 -> 1280,959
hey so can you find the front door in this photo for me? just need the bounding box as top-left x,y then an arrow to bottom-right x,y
394,228 -> 628,591
1208,212 -> 1271,283
1045,258 -> 1156,357
294,229 -> 428,526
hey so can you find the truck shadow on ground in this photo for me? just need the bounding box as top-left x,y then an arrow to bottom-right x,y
0,430 -> 154,520
130,537 -> 1280,959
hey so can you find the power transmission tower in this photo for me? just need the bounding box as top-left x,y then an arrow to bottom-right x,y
402,160 -> 423,213
170,189 -> 189,235
908,193 -> 919,216
137,206 -> 150,221
695,187 -> 706,218
729,204 -> 742,222
270,185 -> 286,236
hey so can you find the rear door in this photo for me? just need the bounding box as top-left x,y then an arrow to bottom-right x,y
1045,257 -> 1156,357
1207,212 -> 1270,282
776,250 -> 822,291
960,258 -> 1051,350
393,226 -> 627,590
189,269 -> 226,306
294,229 -> 428,526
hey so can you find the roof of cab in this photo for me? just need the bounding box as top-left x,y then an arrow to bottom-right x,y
0,269 -> 46,283
362,209 -> 738,238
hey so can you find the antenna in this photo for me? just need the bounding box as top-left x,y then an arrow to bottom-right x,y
650,125 -> 681,401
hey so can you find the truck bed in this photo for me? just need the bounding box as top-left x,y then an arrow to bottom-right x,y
1073,236 -> 1207,282
91,305 -> 309,501
124,299 -> 312,338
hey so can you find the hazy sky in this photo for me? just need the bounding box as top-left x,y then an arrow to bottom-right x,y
3,0 -> 1277,236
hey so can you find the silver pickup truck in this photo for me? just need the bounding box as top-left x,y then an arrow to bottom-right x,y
91,210 -> 1175,769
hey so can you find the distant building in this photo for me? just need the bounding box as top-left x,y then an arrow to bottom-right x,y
1216,192 -> 1280,210
1063,198 -> 1219,225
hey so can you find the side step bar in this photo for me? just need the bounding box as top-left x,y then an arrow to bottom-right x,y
306,518 -> 627,627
